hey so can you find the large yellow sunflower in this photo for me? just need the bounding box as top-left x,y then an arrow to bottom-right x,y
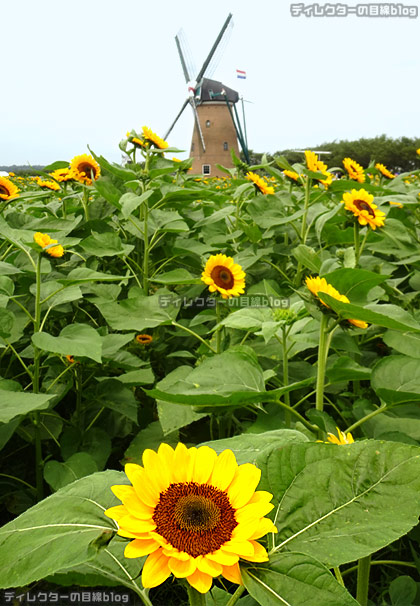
305,276 -> 368,329
375,163 -> 395,179
343,157 -> 365,183
246,171 -> 275,195
70,154 -> 101,185
341,188 -> 385,230
142,126 -> 169,150
201,254 -> 246,299
49,168 -> 75,182
36,178 -> 60,191
304,151 -> 332,187
105,443 -> 276,594
0,176 -> 20,200
33,232 -> 64,258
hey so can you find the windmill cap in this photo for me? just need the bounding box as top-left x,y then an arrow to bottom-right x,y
199,78 -> 239,103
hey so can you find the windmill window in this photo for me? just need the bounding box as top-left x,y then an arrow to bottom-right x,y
202,164 -> 211,175
223,142 -> 228,151
205,120 -> 211,128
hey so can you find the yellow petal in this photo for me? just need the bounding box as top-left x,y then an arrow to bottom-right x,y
227,463 -> 261,509
242,540 -> 269,563
206,549 -> 239,567
192,446 -> 217,484
248,490 -> 275,505
111,485 -> 154,519
210,449 -> 237,491
157,443 -> 175,472
125,463 -> 159,508
235,501 -> 274,524
142,550 -> 171,588
222,562 -> 242,585
104,504 -> 128,522
249,517 -> 278,540
124,538 -> 160,558
118,513 -> 156,534
196,555 -> 222,577
168,556 -> 197,578
187,569 -> 213,594
231,519 -> 259,541
173,443 -> 196,482
221,540 -> 254,558
143,449 -> 171,493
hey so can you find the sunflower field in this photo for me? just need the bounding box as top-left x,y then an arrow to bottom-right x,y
1,129 -> 420,606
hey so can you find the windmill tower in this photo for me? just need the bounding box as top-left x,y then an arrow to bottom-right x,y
165,14 -> 249,178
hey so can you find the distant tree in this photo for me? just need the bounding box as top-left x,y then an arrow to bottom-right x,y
275,135 -> 420,173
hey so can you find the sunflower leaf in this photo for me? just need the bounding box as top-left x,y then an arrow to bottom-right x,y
259,441 -> 420,567
371,355 -> 420,404
242,552 -> 358,606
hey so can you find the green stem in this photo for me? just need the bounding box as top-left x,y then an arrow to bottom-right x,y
354,222 -> 360,266
345,404 -> 388,434
171,321 -> 217,354
315,314 -> 331,414
301,176 -> 312,242
81,187 -> 90,222
33,253 -> 43,501
143,199 -> 149,295
186,584 -> 206,606
85,407 -> 105,433
0,473 -> 36,492
225,585 -> 245,606
75,366 -> 83,428
356,555 -> 371,606
334,566 -> 345,587
274,399 -> 318,434
358,229 -> 369,260
215,300 -> 223,354
342,559 -> 417,577
277,328 -> 291,427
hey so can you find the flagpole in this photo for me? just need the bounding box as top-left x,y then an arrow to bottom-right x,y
241,96 -> 248,151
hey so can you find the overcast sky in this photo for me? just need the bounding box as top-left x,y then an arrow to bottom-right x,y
1,0 -> 419,165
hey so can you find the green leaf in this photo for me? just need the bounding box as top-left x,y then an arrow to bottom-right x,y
326,356 -> 372,383
152,268 -> 201,285
0,389 -> 54,423
93,177 -> 123,208
260,441 -> 420,567
319,293 -> 420,332
292,245 -> 321,273
242,553 -> 358,606
120,190 -> 154,218
247,196 -> 304,228
80,232 -> 134,257
124,421 -> 179,464
0,470 -> 125,588
383,330 -> 420,358
146,346 -> 313,407
202,430 -> 308,465
324,268 -> 389,304
43,161 -> 70,172
389,575 -> 417,606
44,453 -> 98,491
32,324 -> 102,363
371,355 -> 420,404
220,308 -> 274,331
96,379 -> 139,422
95,290 -> 180,331
0,308 -> 15,339
58,268 -> 127,284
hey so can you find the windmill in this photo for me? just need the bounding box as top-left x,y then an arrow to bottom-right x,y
164,13 -> 249,177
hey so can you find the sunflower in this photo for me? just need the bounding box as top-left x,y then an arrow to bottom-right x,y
326,427 -> 354,445
105,443 -> 277,594
0,176 -> 20,200
36,178 -> 60,191
142,126 -> 169,150
70,154 -> 101,185
305,276 -> 368,329
341,188 -> 385,230
33,232 -> 64,258
49,168 -> 75,182
304,151 -> 332,187
201,254 -> 246,299
246,171 -> 274,195
283,169 -> 301,182
375,163 -> 395,179
417,149 -> 420,156
343,157 -> 365,183
136,334 -> 153,345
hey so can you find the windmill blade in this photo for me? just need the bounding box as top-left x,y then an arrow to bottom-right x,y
164,97 -> 190,140
195,13 -> 233,85
175,29 -> 197,85
190,98 -> 206,152
204,18 -> 233,80
175,34 -> 191,83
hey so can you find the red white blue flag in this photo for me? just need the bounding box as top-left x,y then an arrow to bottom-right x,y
236,69 -> 246,79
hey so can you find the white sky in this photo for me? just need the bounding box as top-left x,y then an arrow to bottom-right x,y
1,0 -> 419,165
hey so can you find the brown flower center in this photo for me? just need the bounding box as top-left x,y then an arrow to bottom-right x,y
353,199 -> 375,217
210,266 -> 234,290
0,185 -> 10,197
78,163 -> 96,178
153,482 -> 237,557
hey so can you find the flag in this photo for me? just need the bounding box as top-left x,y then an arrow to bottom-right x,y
236,69 -> 246,79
